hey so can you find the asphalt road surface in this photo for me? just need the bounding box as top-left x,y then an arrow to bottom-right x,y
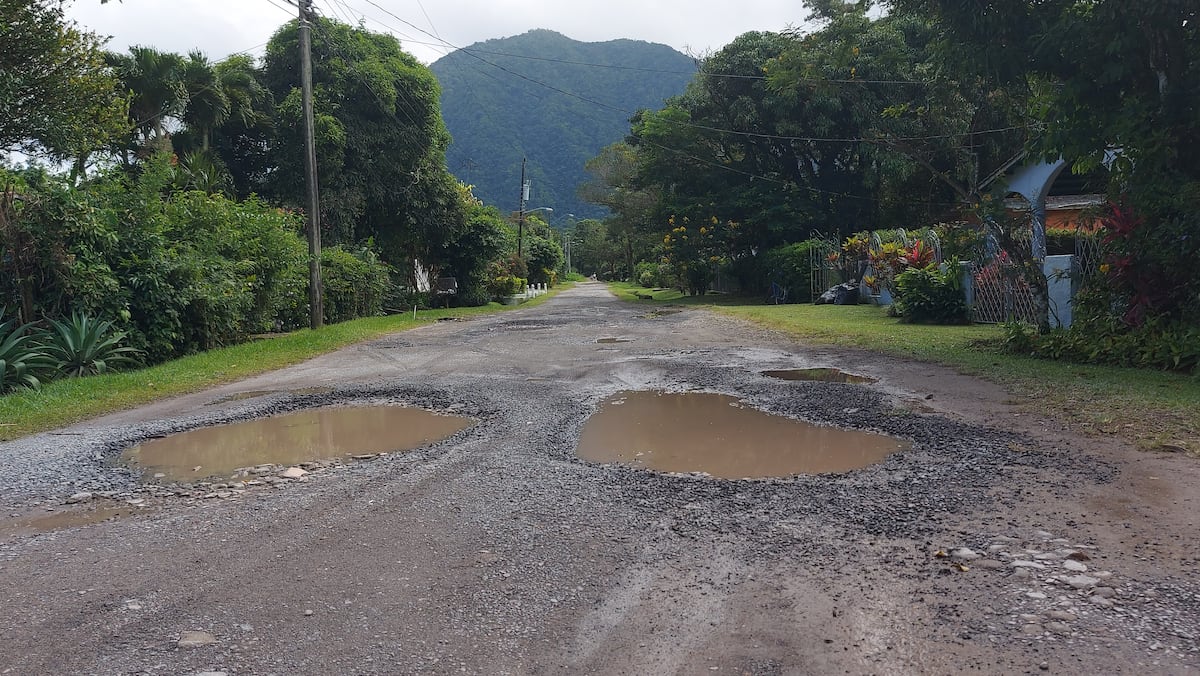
1,282 -> 1197,675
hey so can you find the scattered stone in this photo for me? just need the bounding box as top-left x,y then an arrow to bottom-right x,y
1020,623 -> 1044,636
351,454 -> 378,460
66,492 -> 93,504
1019,614 -> 1041,623
1089,596 -> 1115,608
1034,552 -> 1060,561
1092,587 -> 1116,598
238,624 -> 253,632
1092,571 -> 1114,580
1011,560 -> 1046,569
1066,551 -> 1091,562
195,672 -> 228,676
1026,591 -> 1048,600
1045,621 -> 1072,635
1012,568 -> 1032,580
126,498 -> 145,506
1063,560 -> 1088,572
952,548 -> 981,561
976,559 -> 1006,570
303,609 -> 314,616
987,544 -> 1007,554
1034,530 -> 1054,540
177,630 -> 218,648
1046,610 -> 1077,622
1065,574 -> 1100,590
279,467 -> 308,480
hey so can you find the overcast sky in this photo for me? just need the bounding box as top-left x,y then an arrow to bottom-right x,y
66,0 -> 815,65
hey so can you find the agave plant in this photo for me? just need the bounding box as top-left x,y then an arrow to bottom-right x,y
41,312 -> 143,378
0,310 -> 52,392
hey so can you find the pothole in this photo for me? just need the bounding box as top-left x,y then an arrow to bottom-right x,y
0,504 -> 138,538
762,368 -> 876,384
122,406 -> 474,483
597,338 -> 631,344
205,386 -> 334,406
577,391 -> 906,479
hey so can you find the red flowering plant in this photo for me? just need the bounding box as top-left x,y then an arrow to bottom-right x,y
1097,203 -> 1198,327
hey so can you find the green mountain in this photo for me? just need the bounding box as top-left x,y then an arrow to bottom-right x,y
430,29 -> 696,222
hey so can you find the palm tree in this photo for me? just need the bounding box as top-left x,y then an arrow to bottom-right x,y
182,50 -> 230,151
105,46 -> 187,153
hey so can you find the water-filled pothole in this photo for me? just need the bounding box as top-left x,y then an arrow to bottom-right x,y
576,391 -> 905,478
762,368 -> 876,384
0,505 -> 137,538
123,406 -> 473,482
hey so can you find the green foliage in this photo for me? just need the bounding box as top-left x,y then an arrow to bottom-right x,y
1,157 -> 311,362
40,312 -> 142,377
1003,317 -> 1200,375
320,245 -> 392,324
763,240 -> 820,303
526,236 -> 564,285
431,29 -> 696,220
893,264 -> 969,324
487,276 -> 527,297
0,311 -> 52,393
263,17 -> 464,268
0,0 -> 127,157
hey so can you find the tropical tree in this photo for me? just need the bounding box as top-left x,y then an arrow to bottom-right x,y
0,0 -> 127,167
261,17 -> 464,271
106,46 -> 188,157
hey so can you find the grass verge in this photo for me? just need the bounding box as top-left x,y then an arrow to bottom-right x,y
0,289 -> 563,441
609,282 -> 1199,453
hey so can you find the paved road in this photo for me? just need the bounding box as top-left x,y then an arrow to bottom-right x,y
1,282 -> 1197,675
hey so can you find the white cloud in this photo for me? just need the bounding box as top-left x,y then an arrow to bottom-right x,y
66,0 -> 812,64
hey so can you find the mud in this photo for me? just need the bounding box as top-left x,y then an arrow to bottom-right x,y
577,390 -> 905,477
122,406 -> 473,482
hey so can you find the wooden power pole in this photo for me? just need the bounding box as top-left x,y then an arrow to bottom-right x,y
517,157 -> 527,260
299,0 -> 323,329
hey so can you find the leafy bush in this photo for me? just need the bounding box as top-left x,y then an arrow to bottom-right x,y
762,240 -> 818,303
0,311 -> 52,392
526,236 -> 563,285
893,264 -> 969,324
321,245 -> 393,324
487,275 -> 526,297
1004,315 -> 1199,374
40,312 -> 142,377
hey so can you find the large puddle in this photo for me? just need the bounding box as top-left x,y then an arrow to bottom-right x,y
762,368 -> 876,384
577,391 -> 905,478
123,406 -> 473,482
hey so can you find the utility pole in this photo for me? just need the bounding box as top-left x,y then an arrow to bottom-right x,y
299,0 -> 323,329
517,158 -> 529,259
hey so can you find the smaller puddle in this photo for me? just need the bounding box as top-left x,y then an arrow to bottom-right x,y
123,406 -> 473,482
763,368 -> 876,384
597,338 -> 631,344
0,505 -> 137,538
577,391 -> 905,478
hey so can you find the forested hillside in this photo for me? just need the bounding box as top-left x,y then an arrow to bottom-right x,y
431,29 -> 695,221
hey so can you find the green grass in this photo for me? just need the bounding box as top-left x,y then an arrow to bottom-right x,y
610,282 -> 1200,453
0,289 -> 563,441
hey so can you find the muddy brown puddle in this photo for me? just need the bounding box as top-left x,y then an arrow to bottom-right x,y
762,368 -> 876,384
123,406 -> 473,482
577,391 -> 906,478
0,504 -> 138,539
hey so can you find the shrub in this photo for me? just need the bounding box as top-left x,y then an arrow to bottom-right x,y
893,264 -> 969,324
487,275 -> 526,297
1004,315 -> 1199,374
321,245 -> 392,324
762,240 -> 819,303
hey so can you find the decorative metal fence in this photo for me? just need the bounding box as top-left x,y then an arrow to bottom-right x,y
969,233 -> 1040,324
808,234 -> 842,301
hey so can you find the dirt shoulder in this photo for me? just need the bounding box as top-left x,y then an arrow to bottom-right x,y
1,282 -> 1197,675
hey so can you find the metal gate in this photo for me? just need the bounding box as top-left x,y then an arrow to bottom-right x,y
808,234 -> 841,302
970,234 -> 1039,324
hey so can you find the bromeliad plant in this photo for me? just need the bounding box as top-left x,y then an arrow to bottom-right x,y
40,312 -> 143,378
